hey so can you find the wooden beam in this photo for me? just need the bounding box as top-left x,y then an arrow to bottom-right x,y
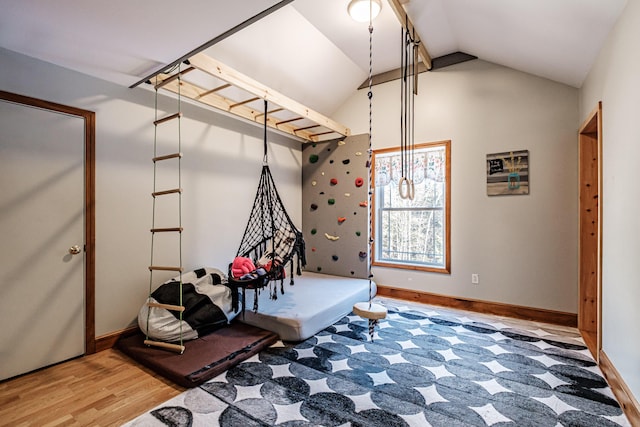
154,75 -> 339,142
188,52 -> 350,138
386,0 -> 432,70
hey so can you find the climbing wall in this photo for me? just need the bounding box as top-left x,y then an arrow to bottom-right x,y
302,134 -> 369,278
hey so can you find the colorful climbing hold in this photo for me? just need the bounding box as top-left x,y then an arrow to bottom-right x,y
338,217 -> 346,224
317,266 -> 322,272
330,160 -> 334,164
359,201 -> 368,207
311,228 -> 317,235
344,193 -> 351,197
359,251 -> 367,259
356,231 -> 361,236
312,180 -> 317,186
355,177 -> 364,187
324,233 -> 340,241
338,140 -> 346,146
355,152 -> 363,156
328,198 -> 335,205
311,247 -> 316,252
342,159 -> 350,165
309,154 -> 319,163
330,178 -> 338,185
332,255 -> 339,261
310,203 -> 318,210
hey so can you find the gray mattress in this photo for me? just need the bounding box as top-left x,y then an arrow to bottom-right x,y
238,272 -> 376,341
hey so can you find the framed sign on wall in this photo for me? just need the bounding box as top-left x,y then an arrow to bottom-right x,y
486,150 -> 529,196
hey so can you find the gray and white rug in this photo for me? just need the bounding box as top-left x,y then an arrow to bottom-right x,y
125,301 -> 630,426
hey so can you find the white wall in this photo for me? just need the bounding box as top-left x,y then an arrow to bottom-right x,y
0,47 -> 302,336
334,59 -> 580,313
579,0 -> 640,402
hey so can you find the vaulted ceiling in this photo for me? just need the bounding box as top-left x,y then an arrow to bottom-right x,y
0,0 -> 627,117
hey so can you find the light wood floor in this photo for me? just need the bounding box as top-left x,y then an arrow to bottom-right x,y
0,349 -> 184,426
0,298 -> 587,426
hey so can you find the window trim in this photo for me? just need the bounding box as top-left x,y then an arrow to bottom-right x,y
371,140 -> 451,274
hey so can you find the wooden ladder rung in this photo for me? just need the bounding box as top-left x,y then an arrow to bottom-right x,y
255,107 -> 284,119
144,339 -> 185,354
149,266 -> 184,272
153,152 -> 183,162
154,112 -> 182,126
276,116 -> 304,126
147,302 -> 185,312
152,188 -> 182,197
294,124 -> 321,133
310,130 -> 335,138
155,66 -> 195,90
229,96 -> 260,109
150,227 -> 183,233
197,83 -> 231,99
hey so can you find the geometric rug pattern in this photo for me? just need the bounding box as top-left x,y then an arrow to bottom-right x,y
125,301 -> 631,426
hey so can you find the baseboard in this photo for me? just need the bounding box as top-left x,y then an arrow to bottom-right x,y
95,326 -> 139,353
376,285 -> 577,327
599,350 -> 640,426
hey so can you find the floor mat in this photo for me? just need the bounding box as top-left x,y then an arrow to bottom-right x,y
117,322 -> 278,388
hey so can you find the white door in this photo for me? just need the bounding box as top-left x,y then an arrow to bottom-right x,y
0,99 -> 85,381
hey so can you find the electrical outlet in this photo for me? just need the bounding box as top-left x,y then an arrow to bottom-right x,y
471,274 -> 479,284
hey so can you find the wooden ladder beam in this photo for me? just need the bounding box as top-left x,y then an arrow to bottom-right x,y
187,53 -> 350,140
157,77 -> 335,142
386,0 -> 432,70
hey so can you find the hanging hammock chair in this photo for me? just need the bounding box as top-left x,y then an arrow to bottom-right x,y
228,100 -> 306,312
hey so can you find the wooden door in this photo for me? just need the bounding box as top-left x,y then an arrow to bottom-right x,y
0,92 -> 95,380
578,102 -> 602,359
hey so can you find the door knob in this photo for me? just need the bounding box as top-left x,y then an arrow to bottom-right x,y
69,245 -> 82,255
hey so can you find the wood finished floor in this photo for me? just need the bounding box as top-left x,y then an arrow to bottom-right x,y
0,297 -> 588,426
0,348 -> 184,426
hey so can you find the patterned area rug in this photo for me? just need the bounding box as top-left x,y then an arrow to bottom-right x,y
125,301 -> 630,426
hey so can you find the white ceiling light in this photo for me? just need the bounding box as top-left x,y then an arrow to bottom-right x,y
347,0 -> 382,23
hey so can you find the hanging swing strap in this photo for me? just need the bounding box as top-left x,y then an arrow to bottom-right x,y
263,99 -> 269,165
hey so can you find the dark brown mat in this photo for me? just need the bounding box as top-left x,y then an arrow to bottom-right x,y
116,322 -> 279,388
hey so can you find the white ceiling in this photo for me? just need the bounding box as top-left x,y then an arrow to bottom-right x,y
0,0 -> 628,116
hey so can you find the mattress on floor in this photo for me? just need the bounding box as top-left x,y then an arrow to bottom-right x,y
116,322 -> 278,388
239,272 -> 376,341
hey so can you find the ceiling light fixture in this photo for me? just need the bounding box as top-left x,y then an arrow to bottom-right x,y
348,0 -> 382,23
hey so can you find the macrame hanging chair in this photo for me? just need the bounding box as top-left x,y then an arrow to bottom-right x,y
228,100 -> 306,312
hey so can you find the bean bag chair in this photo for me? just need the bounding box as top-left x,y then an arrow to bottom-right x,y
138,267 -> 239,343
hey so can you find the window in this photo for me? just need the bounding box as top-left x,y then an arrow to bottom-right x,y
372,141 -> 451,273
